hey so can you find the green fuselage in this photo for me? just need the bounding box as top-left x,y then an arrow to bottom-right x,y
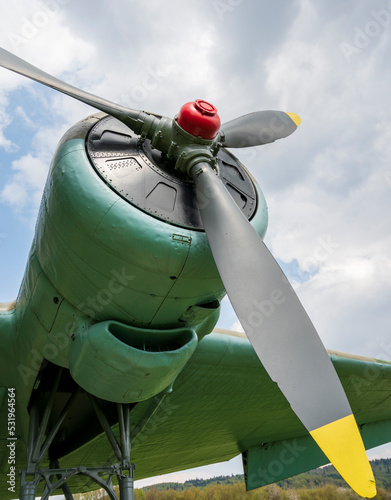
0,113 -> 268,447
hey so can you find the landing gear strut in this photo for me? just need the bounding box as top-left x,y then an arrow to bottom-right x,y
19,367 -> 136,500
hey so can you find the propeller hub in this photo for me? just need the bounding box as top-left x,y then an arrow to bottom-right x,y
177,99 -> 221,140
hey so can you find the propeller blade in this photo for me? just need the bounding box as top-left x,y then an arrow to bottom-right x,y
0,47 -> 147,129
221,110 -> 301,148
190,162 -> 376,498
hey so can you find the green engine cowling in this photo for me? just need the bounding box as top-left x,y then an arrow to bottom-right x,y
17,112 -> 268,403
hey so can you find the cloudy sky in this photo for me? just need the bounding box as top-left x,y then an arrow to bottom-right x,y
1,0 -> 391,494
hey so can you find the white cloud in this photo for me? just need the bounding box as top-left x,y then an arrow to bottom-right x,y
230,321 -> 244,333
0,109 -> 14,151
239,0 -> 391,359
1,153 -> 48,208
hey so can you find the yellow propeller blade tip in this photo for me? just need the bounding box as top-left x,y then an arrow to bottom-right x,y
310,414 -> 376,498
287,112 -> 301,127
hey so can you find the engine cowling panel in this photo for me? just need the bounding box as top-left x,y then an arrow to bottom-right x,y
34,113 -> 268,330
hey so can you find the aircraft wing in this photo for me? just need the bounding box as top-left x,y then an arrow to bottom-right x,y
13,327 -> 386,496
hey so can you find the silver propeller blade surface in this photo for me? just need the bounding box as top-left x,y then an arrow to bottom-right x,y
0,47 -> 144,128
221,110 -> 301,148
190,162 -> 351,432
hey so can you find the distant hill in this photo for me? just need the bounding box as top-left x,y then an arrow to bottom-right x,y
142,473 -> 244,492
141,458 -> 391,492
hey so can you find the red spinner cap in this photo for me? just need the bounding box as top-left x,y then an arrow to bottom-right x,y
177,99 -> 221,140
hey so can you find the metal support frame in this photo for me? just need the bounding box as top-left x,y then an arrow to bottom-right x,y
129,391 -> 167,444
20,464 -> 135,500
88,394 -> 135,500
19,367 -> 135,500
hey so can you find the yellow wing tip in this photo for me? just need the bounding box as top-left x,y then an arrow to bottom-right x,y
310,414 -> 376,498
287,112 -> 301,127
